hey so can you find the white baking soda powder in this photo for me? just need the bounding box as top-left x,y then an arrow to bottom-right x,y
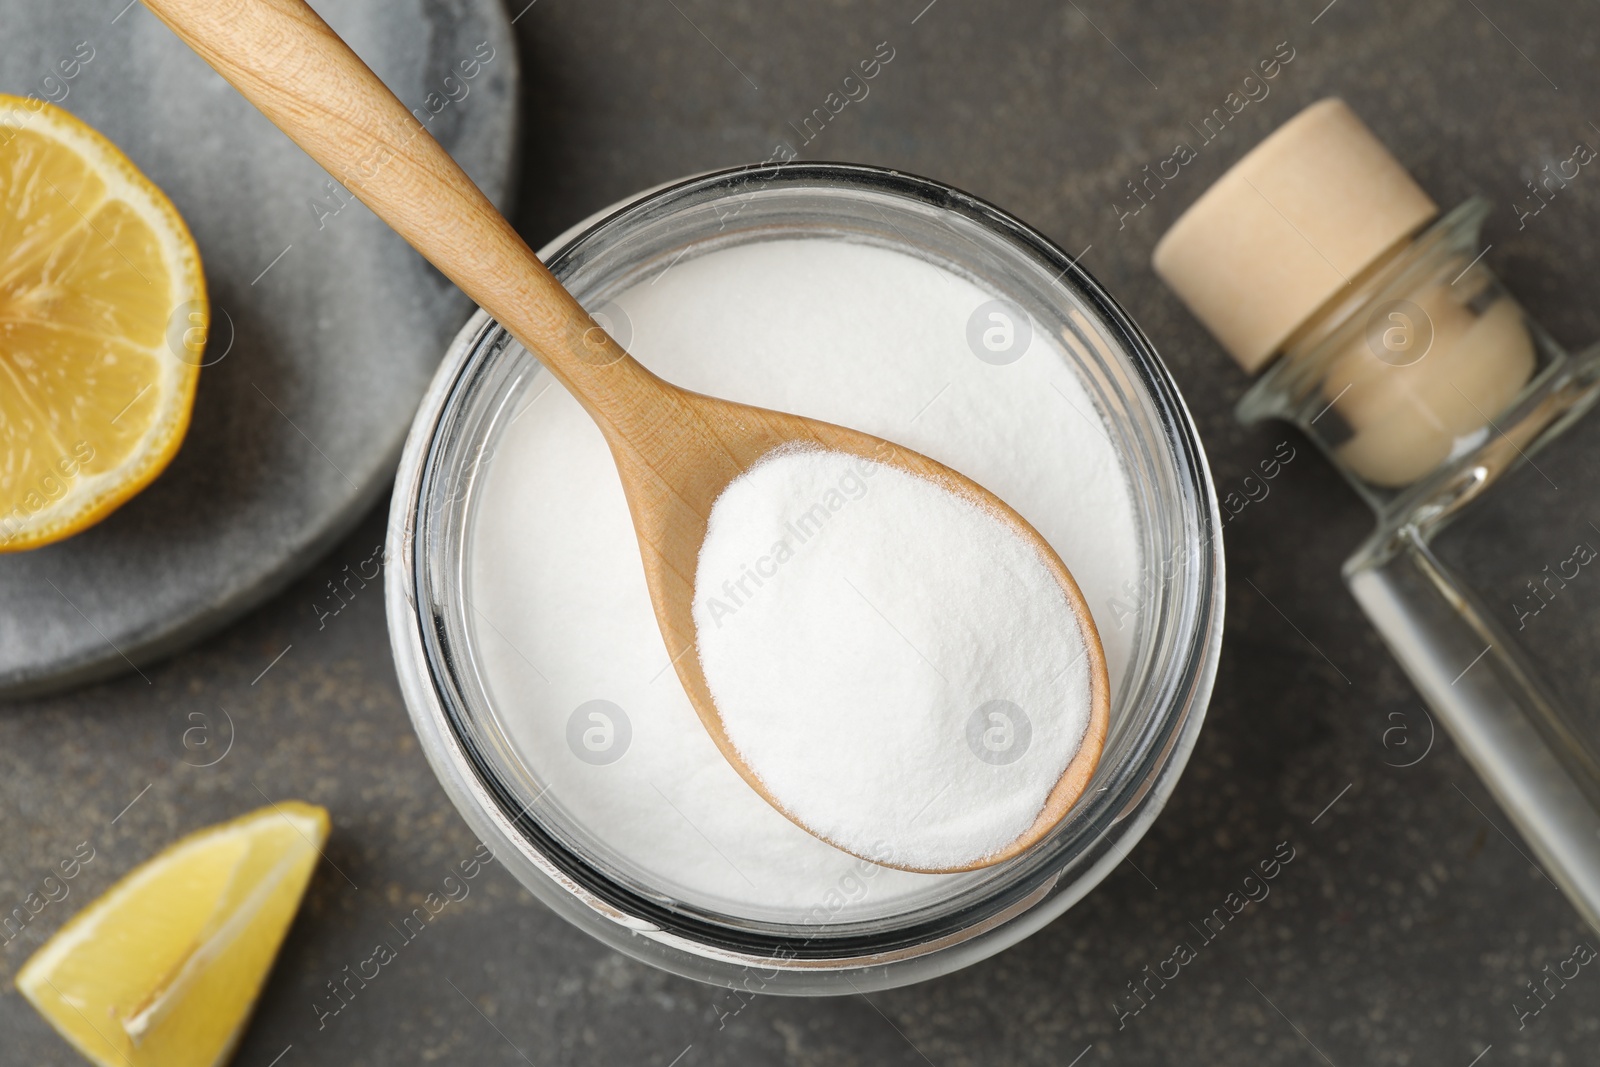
694,448 -> 1094,870
469,237 -> 1142,916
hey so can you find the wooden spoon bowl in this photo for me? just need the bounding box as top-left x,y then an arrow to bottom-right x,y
144,0 -> 1110,873
599,366 -> 1111,873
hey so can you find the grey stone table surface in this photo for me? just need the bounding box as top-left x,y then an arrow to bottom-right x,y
4,1 -> 1599,1064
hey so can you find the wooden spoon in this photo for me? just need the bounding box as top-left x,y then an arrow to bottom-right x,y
144,0 -> 1110,872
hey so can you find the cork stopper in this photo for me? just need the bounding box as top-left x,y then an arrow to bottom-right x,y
1152,98 -> 1439,374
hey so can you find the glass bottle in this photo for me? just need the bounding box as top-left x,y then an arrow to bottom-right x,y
1155,98 -> 1600,933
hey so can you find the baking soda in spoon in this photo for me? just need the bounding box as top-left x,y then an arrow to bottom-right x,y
693,446 -> 1098,871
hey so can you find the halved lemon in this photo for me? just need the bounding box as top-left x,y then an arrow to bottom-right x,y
0,94 -> 206,552
16,802 -> 328,1067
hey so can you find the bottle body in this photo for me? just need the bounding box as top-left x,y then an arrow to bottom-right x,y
1348,510 -> 1600,934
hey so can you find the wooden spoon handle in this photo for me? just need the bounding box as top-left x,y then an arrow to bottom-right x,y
142,0 -> 650,412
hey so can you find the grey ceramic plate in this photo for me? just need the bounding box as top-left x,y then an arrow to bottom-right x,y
0,0 -> 519,697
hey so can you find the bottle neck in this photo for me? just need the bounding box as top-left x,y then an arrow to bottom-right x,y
1236,197 -> 1572,526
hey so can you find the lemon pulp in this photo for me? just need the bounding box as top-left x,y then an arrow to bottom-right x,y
16,802 -> 328,1067
0,94 -> 205,551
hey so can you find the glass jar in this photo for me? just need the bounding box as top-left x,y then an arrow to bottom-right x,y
385,163 -> 1224,992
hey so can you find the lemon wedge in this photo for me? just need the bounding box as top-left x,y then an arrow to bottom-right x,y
0,94 -> 206,552
16,802 -> 328,1067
